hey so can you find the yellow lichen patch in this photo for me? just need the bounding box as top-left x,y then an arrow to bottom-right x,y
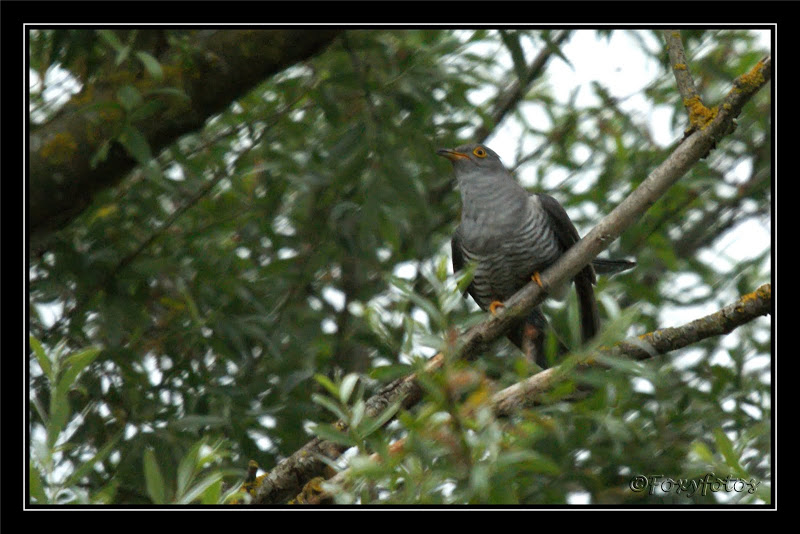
461,383 -> 491,415
673,63 -> 687,71
227,460 -> 268,503
40,132 -> 79,165
738,284 -> 770,308
91,204 -> 119,222
683,96 -> 718,130
758,284 -> 771,300
290,477 -> 328,505
227,472 -> 269,504
739,290 -> 760,305
245,459 -> 259,483
739,60 -> 766,90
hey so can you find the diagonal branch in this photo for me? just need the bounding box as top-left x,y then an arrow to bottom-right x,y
253,53 -> 771,505
283,283 -> 772,503
492,283 -> 771,415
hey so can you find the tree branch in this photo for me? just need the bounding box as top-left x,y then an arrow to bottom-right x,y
663,30 -> 701,104
492,283 -> 771,415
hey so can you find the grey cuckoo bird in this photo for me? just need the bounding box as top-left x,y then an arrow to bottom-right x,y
437,143 -> 634,367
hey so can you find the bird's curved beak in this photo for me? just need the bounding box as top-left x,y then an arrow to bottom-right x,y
436,148 -> 469,161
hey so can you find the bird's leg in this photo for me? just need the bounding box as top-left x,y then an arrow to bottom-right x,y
520,323 -> 541,364
489,300 -> 505,315
531,272 -> 544,288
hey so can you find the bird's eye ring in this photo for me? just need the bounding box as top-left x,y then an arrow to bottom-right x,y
473,147 -> 487,158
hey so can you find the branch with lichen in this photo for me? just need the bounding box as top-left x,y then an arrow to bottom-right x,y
662,29 -> 717,135
663,30 -> 771,140
663,30 -> 701,104
491,283 -> 771,415
252,47 -> 771,506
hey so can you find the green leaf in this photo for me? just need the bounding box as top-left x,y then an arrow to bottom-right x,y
59,346 -> 101,392
169,415 -> 228,431
90,140 -> 111,169
499,30 -> 528,83
368,364 -> 411,382
176,439 -> 205,497
63,432 -> 122,489
310,422 -> 357,448
144,87 -> 190,102
201,477 -> 223,505
455,261 -> 476,295
97,30 -> 124,52
143,448 -> 166,504
360,398 -> 403,438
118,124 -> 153,165
115,45 -> 131,66
136,51 -> 164,82
314,374 -> 340,398
339,373 -> 359,404
311,393 -> 349,422
350,399 -> 366,430
29,461 -> 48,504
390,276 -> 444,329
29,335 -> 52,382
542,32 -> 573,69
117,85 -> 143,112
46,382 -> 69,449
129,99 -> 167,122
178,473 -> 224,505
713,428 -> 743,473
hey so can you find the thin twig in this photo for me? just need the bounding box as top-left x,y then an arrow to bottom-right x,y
663,30 -> 701,104
473,30 -> 572,142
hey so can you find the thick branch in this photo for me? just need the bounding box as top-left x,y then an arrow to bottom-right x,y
30,29 -> 342,241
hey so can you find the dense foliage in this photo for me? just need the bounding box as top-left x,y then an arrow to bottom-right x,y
28,29 -> 770,505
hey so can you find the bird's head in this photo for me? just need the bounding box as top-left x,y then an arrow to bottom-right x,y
436,144 -> 505,173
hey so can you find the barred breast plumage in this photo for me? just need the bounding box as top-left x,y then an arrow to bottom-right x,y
438,143 -> 628,367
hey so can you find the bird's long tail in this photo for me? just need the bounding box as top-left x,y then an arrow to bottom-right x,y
574,265 -> 600,343
591,257 -> 636,275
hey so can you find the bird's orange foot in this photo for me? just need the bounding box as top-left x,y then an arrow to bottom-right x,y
531,272 -> 544,288
489,301 -> 505,315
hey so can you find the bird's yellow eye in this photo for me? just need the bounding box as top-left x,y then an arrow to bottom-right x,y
473,147 -> 487,158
